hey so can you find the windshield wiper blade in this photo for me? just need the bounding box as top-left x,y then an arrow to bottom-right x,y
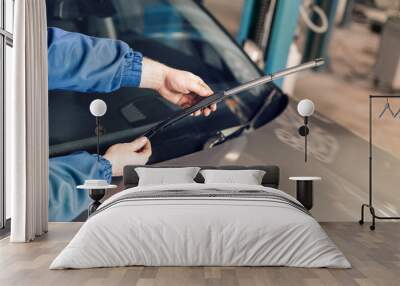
142,58 -> 325,139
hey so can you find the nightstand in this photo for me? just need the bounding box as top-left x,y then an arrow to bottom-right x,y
289,177 -> 321,210
77,180 -> 117,216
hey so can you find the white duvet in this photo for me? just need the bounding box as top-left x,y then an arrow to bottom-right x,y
50,183 -> 350,269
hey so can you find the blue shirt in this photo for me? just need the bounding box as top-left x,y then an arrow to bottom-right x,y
48,27 -> 143,221
48,27 -> 143,92
49,152 -> 112,221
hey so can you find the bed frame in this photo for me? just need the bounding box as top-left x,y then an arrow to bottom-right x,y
123,165 -> 280,189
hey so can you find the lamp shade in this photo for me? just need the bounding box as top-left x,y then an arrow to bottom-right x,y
90,99 -> 107,117
297,99 -> 315,117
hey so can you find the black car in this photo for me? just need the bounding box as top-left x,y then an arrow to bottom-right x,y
47,0 -> 288,163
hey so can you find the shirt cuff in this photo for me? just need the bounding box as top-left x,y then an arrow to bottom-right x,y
96,155 -> 113,183
120,50 -> 143,88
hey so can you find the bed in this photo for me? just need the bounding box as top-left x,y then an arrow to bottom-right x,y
50,165 -> 350,269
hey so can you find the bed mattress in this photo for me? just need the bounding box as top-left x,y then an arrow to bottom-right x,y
50,183 -> 350,269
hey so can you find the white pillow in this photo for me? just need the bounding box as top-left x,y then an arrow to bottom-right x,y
135,167 -> 200,186
200,169 -> 266,185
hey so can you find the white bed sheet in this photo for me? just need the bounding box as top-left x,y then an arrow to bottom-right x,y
50,183 -> 350,269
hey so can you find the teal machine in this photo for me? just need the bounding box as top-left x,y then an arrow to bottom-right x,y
237,0 -> 339,86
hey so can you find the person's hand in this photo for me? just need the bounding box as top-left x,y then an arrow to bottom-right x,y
103,137 -> 151,177
140,58 -> 217,116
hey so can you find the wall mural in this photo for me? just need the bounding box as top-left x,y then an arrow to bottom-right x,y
46,0 -> 288,221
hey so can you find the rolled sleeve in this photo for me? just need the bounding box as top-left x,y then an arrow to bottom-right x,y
120,51 -> 143,88
95,155 -> 113,184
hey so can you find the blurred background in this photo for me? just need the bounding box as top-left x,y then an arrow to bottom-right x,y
202,0 -> 400,157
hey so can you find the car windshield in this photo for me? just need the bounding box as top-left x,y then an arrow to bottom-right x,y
47,0 -> 277,154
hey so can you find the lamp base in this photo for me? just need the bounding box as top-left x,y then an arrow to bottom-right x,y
95,125 -> 105,136
298,125 -> 309,136
88,189 -> 106,216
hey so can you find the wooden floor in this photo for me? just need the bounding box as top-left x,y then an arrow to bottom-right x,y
0,222 -> 399,286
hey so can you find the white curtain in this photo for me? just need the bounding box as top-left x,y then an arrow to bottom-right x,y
7,0 -> 49,242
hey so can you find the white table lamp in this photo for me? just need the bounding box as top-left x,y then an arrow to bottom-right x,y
89,99 -> 107,161
297,99 -> 315,162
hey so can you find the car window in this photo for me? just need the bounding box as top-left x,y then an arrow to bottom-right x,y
46,0 -> 276,156
48,0 -> 261,85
